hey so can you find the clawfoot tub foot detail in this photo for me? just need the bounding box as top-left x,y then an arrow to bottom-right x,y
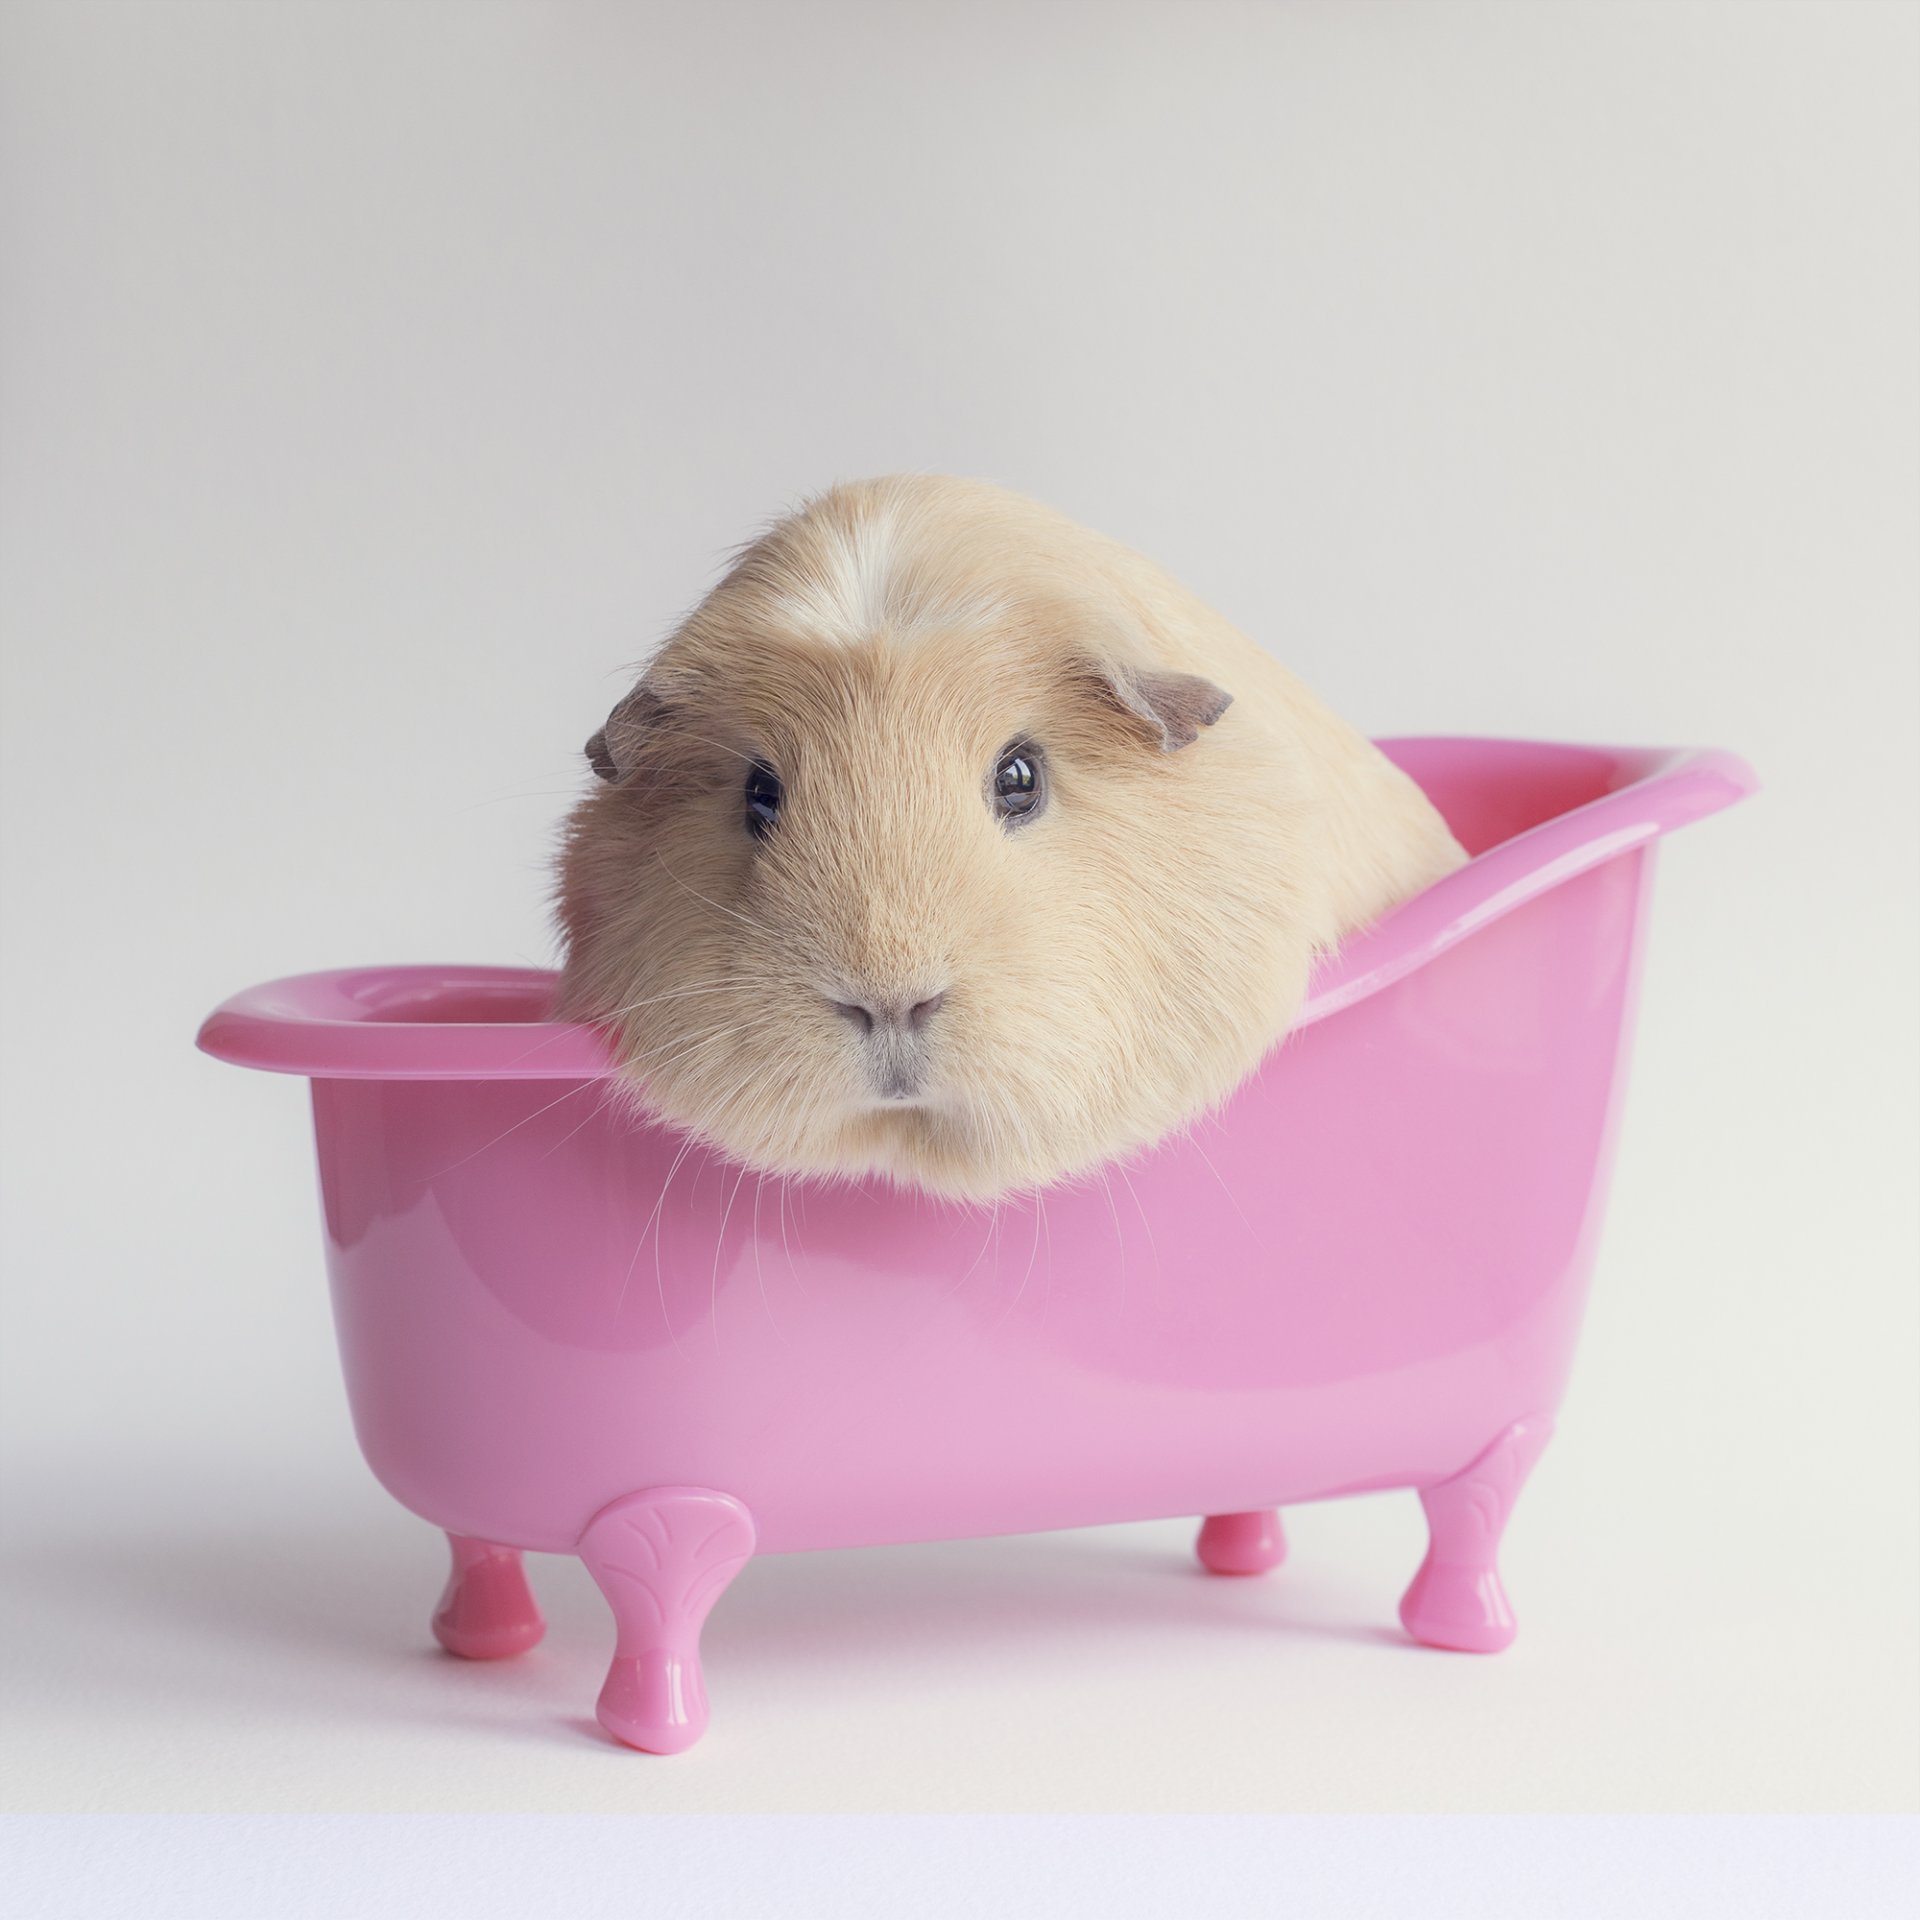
1399,1416 -> 1553,1653
1196,1509 -> 1288,1575
577,1486 -> 757,1755
431,1534 -> 546,1660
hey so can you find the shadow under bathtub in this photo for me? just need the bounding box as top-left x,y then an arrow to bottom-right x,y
4,1486 -> 1422,1751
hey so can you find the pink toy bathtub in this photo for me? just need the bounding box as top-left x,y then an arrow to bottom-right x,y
197,736 -> 1753,1754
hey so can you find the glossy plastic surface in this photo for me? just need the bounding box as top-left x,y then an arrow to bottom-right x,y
1196,1510 -> 1288,1577
577,1487 -> 756,1754
198,736 -> 1755,1748
431,1535 -> 545,1661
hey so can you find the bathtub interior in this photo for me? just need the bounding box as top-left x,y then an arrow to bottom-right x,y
1380,736 -> 1648,857
355,973 -> 556,1027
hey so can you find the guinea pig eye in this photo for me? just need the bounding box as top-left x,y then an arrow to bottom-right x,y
990,743 -> 1044,826
744,762 -> 782,839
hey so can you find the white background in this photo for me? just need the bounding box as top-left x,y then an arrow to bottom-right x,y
2,0 -> 1915,1824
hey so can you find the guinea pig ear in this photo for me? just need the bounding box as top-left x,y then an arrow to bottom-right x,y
1088,659 -> 1234,752
584,683 -> 667,783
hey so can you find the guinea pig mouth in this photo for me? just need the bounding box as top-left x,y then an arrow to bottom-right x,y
857,1052 -> 936,1107
852,1033 -> 935,1106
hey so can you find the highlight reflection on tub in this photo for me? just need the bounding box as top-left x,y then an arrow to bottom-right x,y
198,737 -> 1754,1754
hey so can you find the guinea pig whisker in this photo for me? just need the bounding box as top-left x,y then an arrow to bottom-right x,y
615,1129 -> 703,1351
615,1001 -> 758,1054
614,1036 -> 725,1098
985,1191 -> 1048,1339
614,1024 -> 741,1086
588,975 -> 753,1019
593,979 -> 761,1023
705,1045 -> 802,1134
498,978 -> 758,1074
749,1174 -> 788,1347
1019,1191 -> 1046,1313
1187,1134 -> 1255,1241
776,1174 -> 809,1301
626,1105 -> 744,1327
650,850 -> 759,933
667,732 -> 767,769
1112,1161 -> 1163,1294
1098,1168 -> 1129,1318
538,1078 -> 622,1162
961,1080 -> 1046,1173
710,1161 -> 752,1357
432,1078 -> 597,1180
617,1015 -> 789,1124
603,975 -> 749,1004
586,1000 -> 771,1082
937,1204 -> 1003,1307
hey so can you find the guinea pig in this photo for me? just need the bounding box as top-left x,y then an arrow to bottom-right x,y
555,475 -> 1465,1202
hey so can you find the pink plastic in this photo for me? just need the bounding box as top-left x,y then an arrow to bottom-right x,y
431,1534 -> 546,1661
577,1488 -> 757,1754
198,738 -> 1754,1752
1195,1509 -> 1289,1577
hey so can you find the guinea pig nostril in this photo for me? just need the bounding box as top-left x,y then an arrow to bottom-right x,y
830,999 -> 875,1035
908,991 -> 947,1031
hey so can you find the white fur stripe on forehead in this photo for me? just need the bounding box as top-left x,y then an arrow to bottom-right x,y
767,495 -> 1010,646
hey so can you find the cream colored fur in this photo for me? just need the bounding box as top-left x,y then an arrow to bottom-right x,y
556,476 -> 1465,1200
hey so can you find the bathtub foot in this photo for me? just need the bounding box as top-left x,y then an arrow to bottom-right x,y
1196,1508 -> 1287,1576
577,1486 -> 756,1755
1399,1417 -> 1553,1653
431,1534 -> 545,1661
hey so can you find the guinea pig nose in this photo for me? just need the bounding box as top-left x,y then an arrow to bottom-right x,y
828,991 -> 949,1034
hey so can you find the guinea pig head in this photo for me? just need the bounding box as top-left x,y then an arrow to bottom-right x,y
553,537 -> 1286,1201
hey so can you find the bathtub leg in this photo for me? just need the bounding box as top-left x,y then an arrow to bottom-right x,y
1399,1417 -> 1553,1654
431,1534 -> 546,1661
577,1486 -> 757,1755
1196,1508 -> 1287,1575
